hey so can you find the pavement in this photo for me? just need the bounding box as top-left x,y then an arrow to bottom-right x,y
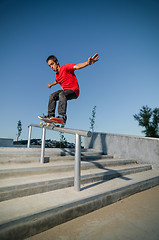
27,185 -> 159,240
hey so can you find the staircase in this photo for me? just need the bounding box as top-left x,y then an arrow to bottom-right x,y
0,147 -> 159,240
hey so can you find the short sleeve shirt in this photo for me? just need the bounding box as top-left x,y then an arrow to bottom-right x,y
55,64 -> 79,97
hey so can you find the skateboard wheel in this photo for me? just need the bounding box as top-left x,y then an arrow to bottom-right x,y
40,122 -> 43,125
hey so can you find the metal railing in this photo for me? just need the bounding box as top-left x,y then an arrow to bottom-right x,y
27,124 -> 92,191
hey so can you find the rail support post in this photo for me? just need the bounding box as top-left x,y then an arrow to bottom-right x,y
74,133 -> 81,191
40,127 -> 46,163
27,125 -> 32,148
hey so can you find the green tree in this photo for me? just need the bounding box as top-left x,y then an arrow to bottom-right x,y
133,105 -> 159,138
17,120 -> 22,141
89,105 -> 97,132
59,125 -> 67,148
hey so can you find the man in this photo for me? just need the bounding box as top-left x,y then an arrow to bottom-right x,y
41,53 -> 99,124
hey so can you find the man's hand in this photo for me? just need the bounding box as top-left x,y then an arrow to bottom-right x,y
74,53 -> 99,70
88,53 -> 99,65
47,80 -> 58,88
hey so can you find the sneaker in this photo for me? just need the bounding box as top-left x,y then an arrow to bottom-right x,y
57,115 -> 67,124
39,114 -> 54,119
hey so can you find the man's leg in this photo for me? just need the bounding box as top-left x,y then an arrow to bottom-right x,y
58,90 -> 77,119
48,90 -> 62,117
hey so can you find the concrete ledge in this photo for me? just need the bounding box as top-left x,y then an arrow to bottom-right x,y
84,133 -> 159,169
0,139 -> 13,147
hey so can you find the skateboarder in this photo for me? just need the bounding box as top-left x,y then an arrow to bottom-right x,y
40,53 -> 99,124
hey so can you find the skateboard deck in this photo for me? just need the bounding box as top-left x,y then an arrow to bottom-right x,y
38,116 -> 65,126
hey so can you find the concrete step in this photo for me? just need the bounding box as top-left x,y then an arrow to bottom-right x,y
0,148 -> 103,158
0,169 -> 159,240
0,163 -> 151,201
0,158 -> 137,178
0,154 -> 113,164
0,148 -> 107,163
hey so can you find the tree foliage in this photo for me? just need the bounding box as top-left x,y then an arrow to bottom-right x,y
89,105 -> 96,132
133,105 -> 159,138
58,125 -> 67,148
17,120 -> 22,141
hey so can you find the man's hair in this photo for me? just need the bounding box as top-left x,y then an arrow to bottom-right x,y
46,55 -> 59,65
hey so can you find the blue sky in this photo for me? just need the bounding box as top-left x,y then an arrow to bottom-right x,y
0,0 -> 159,142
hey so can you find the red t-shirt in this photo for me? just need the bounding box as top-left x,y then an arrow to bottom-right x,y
55,64 -> 80,98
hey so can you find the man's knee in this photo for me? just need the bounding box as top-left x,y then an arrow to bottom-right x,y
59,91 -> 66,99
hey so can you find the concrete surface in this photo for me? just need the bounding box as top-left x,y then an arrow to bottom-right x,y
0,147 -> 104,163
26,185 -> 159,240
0,170 -> 159,239
84,132 -> 159,169
0,163 -> 152,201
1,170 -> 158,224
0,147 -> 159,239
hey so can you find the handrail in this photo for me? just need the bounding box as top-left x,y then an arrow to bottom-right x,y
27,124 -> 92,191
29,124 -> 92,137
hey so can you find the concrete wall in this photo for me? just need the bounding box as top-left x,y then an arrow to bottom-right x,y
84,133 -> 159,169
0,138 -> 13,147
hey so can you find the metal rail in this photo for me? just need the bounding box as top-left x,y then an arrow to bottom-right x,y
27,124 -> 92,191
28,124 -> 92,137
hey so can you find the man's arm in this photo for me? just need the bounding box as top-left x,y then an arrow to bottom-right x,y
47,80 -> 58,88
73,53 -> 99,70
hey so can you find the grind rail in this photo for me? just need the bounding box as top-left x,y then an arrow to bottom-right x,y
27,124 -> 92,191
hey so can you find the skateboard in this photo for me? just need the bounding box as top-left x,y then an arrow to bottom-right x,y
38,116 -> 65,127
